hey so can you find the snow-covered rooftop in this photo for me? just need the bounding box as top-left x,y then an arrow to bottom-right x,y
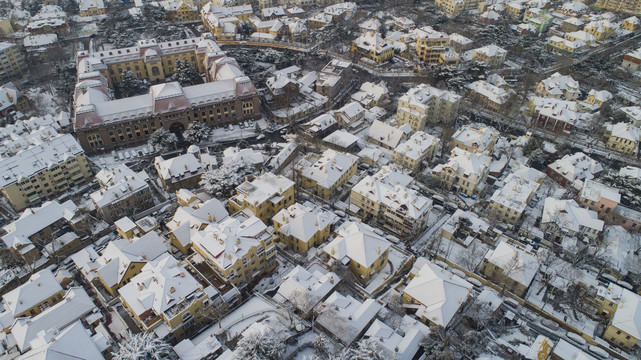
484,240 -> 539,287
315,291 -> 381,344
273,203 -> 332,244
394,131 -> 438,161
274,265 -> 339,314
324,221 -> 391,268
97,232 -> 168,288
11,287 -> 97,352
542,198 -> 604,233
300,149 -> 358,188
548,152 -> 602,185
404,262 -> 472,327
363,316 -> 429,360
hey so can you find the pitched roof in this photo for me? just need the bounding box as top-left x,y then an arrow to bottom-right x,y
323,221 -> 391,268
2,270 -> 62,318
404,262 -> 472,327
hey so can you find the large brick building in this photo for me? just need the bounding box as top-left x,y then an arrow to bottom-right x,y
73,34 -> 260,153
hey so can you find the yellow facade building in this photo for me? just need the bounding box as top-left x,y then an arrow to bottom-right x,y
191,214 -> 277,289
96,232 -> 168,296
350,32 -> 394,64
119,253 -> 214,343
432,148 -> 491,197
79,0 -> 106,17
0,135 -> 92,212
272,203 -> 332,254
595,0 -> 641,16
0,42 -> 26,82
0,270 -> 64,331
299,149 -> 358,200
606,122 -> 640,156
228,172 -> 295,224
396,84 -> 461,131
323,221 -> 391,284
480,240 -> 539,297
603,288 -> 641,350
393,131 -> 439,173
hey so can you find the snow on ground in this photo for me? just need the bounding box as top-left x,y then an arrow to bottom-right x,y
526,279 -> 597,336
26,87 -> 60,116
215,296 -> 289,339
253,257 -> 295,294
363,246 -> 410,295
435,237 -> 492,272
210,118 -> 267,143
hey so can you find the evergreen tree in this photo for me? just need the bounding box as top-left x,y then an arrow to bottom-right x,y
170,60 -> 202,86
117,71 -> 150,98
148,128 -> 178,151
183,121 -> 210,144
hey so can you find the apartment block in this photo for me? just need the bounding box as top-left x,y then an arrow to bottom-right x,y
228,172 -> 295,223
396,84 -> 461,130
0,134 -> 93,211
191,213 -> 277,289
299,149 -> 358,200
91,164 -> 153,223
351,167 -> 432,237
0,42 -> 26,82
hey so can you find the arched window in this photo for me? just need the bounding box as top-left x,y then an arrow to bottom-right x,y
151,66 -> 160,76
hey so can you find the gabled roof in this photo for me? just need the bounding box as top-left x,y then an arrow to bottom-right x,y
612,289 -> 641,339
323,221 -> 391,268
404,262 -> 472,327
97,232 -> 167,287
2,270 -> 62,318
273,203 -> 332,243
11,287 -> 97,352
484,240 -> 539,287
17,321 -> 104,360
